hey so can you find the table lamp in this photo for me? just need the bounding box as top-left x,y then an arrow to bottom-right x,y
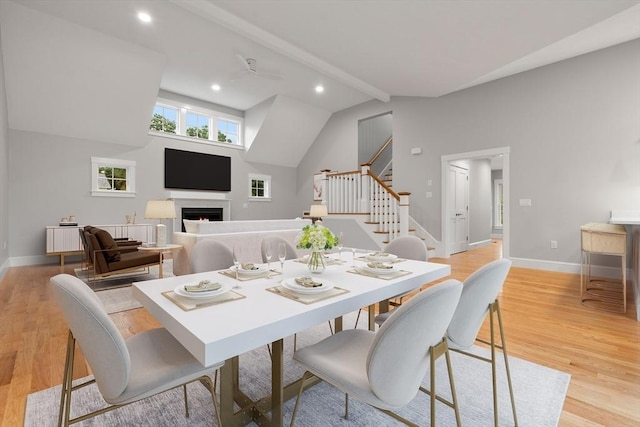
145,199 -> 176,246
309,204 -> 328,224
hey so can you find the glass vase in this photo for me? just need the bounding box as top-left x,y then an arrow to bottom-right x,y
307,250 -> 326,274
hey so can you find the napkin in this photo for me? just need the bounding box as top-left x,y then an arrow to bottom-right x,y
240,262 -> 259,270
367,261 -> 393,269
184,280 -> 222,293
295,276 -> 323,288
369,251 -> 391,257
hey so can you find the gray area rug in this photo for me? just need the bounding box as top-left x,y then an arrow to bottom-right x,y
24,312 -> 570,426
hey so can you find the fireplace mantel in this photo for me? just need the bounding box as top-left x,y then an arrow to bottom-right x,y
168,190 -> 229,200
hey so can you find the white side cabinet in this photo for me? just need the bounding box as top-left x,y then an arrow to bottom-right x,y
46,224 -> 153,265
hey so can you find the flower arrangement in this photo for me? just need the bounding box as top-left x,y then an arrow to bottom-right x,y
295,221 -> 339,251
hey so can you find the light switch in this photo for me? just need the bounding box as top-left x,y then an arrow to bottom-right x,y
426,192 -> 432,198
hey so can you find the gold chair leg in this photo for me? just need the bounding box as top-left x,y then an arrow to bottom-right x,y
183,384 -> 189,418
290,371 -> 312,427
345,393 -> 349,419
200,374 -> 223,427
58,331 -> 75,427
444,346 -> 462,427
494,301 -> 518,426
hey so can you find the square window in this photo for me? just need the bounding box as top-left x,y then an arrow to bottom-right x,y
249,174 -> 271,200
92,157 -> 136,198
186,112 -> 210,139
150,105 -> 177,133
218,119 -> 239,144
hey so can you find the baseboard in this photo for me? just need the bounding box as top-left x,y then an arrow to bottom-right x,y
509,257 -> 630,278
9,255 -> 60,267
469,239 -> 492,250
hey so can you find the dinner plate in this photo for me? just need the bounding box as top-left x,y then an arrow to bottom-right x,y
174,282 -> 230,299
361,264 -> 398,276
366,252 -> 398,262
230,264 -> 269,276
281,277 -> 335,295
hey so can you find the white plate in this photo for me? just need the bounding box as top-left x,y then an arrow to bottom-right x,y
231,264 -> 268,276
361,264 -> 398,276
282,277 -> 335,295
366,252 -> 398,262
174,282 -> 230,299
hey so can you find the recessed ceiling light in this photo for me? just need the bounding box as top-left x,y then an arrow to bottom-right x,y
137,12 -> 151,23
211,84 -> 221,91
315,85 -> 324,94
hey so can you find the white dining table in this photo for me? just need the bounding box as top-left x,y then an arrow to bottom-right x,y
132,252 -> 451,426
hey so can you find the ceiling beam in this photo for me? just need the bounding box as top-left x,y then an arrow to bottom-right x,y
170,0 -> 391,103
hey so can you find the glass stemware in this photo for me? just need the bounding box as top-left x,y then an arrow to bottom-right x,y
351,247 -> 357,267
265,245 -> 273,271
337,232 -> 344,259
278,242 -> 286,273
232,247 -> 241,289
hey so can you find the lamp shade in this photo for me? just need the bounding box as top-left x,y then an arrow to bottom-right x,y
309,204 -> 328,218
145,200 -> 176,219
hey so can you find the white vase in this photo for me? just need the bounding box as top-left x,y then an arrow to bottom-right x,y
307,250 -> 326,274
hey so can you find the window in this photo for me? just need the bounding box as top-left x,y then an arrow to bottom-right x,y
150,105 -> 177,134
91,157 -> 136,198
218,118 -> 239,144
494,179 -> 503,228
149,99 -> 243,147
186,111 -> 209,140
249,174 -> 271,200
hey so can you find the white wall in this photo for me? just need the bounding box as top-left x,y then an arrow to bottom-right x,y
301,40 -> 640,267
0,23 -> 8,273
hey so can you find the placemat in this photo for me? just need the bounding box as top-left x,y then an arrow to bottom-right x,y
347,268 -> 412,280
218,269 -> 282,281
162,289 -> 245,311
294,257 -> 347,266
356,255 -> 405,264
266,285 -> 349,305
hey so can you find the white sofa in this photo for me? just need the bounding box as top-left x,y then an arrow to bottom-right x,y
172,219 -> 311,275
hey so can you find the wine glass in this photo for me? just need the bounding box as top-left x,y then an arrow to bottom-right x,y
351,247 -> 357,267
265,244 -> 273,271
232,247 -> 241,289
337,232 -> 344,259
278,242 -> 287,273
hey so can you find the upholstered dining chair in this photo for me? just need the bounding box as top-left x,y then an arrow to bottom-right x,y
190,239 -> 235,273
291,279 -> 463,427
50,274 -> 223,427
261,235 -> 298,263
445,258 -> 518,427
357,235 -> 429,327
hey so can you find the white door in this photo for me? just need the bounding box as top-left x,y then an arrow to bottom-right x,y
448,164 -> 469,254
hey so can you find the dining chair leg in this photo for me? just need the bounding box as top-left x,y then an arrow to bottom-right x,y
444,347 -> 462,427
58,331 -> 75,427
430,345 -> 437,426
183,384 -> 189,418
494,301 -> 518,426
290,371 -> 312,427
345,393 -> 349,419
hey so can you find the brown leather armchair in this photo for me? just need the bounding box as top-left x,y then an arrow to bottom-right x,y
82,227 -> 161,280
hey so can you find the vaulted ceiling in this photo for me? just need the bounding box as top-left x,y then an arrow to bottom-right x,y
1,0 -> 638,164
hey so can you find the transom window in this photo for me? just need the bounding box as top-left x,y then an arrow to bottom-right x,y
91,157 -> 136,198
249,174 -> 271,200
149,99 -> 243,147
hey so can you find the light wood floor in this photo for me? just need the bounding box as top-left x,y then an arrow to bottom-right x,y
1,241 -> 638,426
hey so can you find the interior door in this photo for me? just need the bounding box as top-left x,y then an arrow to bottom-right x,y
448,164 -> 469,254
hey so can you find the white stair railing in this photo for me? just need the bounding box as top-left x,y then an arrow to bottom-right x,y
321,166 -> 409,239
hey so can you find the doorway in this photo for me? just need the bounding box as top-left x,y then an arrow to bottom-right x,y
441,147 -> 510,258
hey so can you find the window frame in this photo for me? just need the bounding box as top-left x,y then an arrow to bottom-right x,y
149,98 -> 244,148
248,174 -> 271,201
91,157 -> 136,198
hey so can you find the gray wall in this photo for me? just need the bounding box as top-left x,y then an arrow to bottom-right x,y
0,24 -> 8,271
300,40 -> 640,266
7,129 -> 300,261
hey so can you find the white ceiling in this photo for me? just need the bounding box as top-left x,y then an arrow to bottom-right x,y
1,0 -> 639,152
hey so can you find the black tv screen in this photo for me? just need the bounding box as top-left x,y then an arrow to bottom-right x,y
164,148 -> 231,191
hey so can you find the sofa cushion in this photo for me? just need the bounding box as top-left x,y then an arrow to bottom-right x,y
94,229 -> 121,262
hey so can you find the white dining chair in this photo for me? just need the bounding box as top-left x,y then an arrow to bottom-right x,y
446,258 -> 518,427
190,239 -> 235,273
291,279 -> 463,426
50,273 -> 223,427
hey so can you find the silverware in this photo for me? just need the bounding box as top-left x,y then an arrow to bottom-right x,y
274,287 -> 299,299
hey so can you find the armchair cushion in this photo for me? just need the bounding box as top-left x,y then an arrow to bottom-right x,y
94,229 -> 121,262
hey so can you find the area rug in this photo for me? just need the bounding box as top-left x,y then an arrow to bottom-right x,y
95,287 -> 142,314
24,312 -> 570,426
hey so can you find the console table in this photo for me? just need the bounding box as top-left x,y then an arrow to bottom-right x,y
46,224 -> 153,265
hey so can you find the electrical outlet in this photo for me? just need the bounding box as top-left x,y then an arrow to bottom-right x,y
550,240 -> 558,249
425,192 -> 432,198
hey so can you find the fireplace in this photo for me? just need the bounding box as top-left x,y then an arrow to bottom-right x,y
181,207 -> 223,232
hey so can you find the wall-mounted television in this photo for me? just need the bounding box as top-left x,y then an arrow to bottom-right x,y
164,148 -> 231,192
